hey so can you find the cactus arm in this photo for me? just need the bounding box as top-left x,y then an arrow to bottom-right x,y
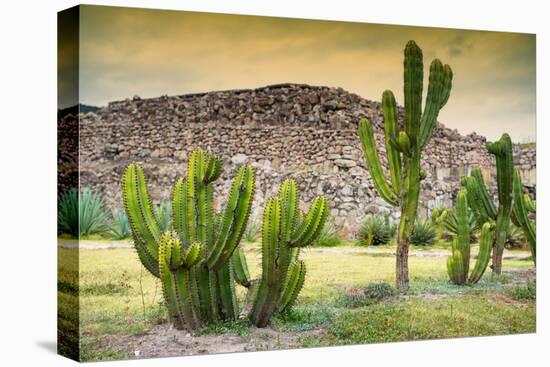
207,165 -> 255,270
122,164 -> 161,277
524,194 -> 536,213
382,90 -> 403,193
172,178 -> 190,246
205,156 -> 223,183
232,248 -> 251,288
471,168 -> 497,220
181,242 -> 202,268
512,168 -> 536,263
158,236 -> 185,328
403,40 -> 423,143
290,196 -> 329,247
456,188 -> 471,274
419,60 -> 453,148
261,197 -> 281,285
277,180 -> 299,279
447,243 -> 465,285
278,261 -> 306,313
358,118 -> 399,206
216,262 -> 239,320
468,222 -> 494,283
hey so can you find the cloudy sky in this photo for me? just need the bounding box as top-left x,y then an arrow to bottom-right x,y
68,5 -> 535,142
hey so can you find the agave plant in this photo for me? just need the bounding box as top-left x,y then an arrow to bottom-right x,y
58,188 -> 110,237
109,209 -> 131,240
410,219 -> 436,246
357,214 -> 395,246
314,217 -> 341,247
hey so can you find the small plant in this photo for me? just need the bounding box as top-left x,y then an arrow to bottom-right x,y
505,222 -> 526,249
357,215 -> 395,246
242,216 -> 261,242
153,201 -> 172,233
446,188 -> 494,285
58,188 -> 110,237
339,282 -> 394,308
507,280 -> 536,301
109,209 -> 131,240
410,219 -> 436,246
314,218 -> 342,247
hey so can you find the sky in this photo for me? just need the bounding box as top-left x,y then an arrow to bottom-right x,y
65,5 -> 536,142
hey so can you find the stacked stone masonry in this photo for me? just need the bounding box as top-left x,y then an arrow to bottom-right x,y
59,83 -> 536,237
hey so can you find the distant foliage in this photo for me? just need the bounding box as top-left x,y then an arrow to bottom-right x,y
357,215 -> 395,246
505,222 -> 526,249
410,219 -> 436,246
153,201 -> 172,233
58,188 -> 110,237
109,209 -> 130,240
314,218 -> 342,247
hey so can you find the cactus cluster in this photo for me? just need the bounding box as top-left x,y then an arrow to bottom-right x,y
512,168 -> 536,263
460,133 -> 513,274
446,188 -> 494,285
122,150 -> 328,330
358,40 -> 453,289
250,179 -> 329,327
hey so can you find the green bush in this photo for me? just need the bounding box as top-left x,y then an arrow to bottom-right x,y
314,219 -> 342,247
508,280 -> 536,301
505,222 -> 527,249
357,215 -> 395,246
153,201 -> 172,233
109,209 -> 130,240
58,188 -> 110,237
339,282 -> 394,308
242,216 -> 261,242
410,219 -> 436,246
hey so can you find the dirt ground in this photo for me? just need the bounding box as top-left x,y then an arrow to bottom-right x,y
100,324 -> 325,359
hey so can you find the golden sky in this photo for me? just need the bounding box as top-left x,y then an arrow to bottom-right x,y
72,5 -> 535,142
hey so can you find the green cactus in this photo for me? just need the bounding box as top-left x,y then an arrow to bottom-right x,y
358,40 -> 453,289
250,179 -> 328,327
460,134 -> 513,274
512,168 -> 536,264
431,207 -> 448,242
446,189 -> 494,285
122,150 -> 255,329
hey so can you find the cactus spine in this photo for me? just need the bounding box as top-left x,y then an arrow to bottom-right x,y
250,179 -> 328,327
460,133 -> 513,274
122,150 -> 255,329
512,168 -> 536,263
358,40 -> 453,290
446,189 -> 494,285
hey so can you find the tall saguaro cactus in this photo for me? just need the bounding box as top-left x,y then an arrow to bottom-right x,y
446,188 -> 494,285
460,133 -> 513,274
358,40 -> 453,290
512,168 -> 536,264
250,179 -> 328,327
122,150 -> 255,329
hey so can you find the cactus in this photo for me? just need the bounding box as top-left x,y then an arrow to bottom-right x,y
358,40 -> 453,289
431,207 -> 447,242
122,150 -> 255,329
460,134 -> 513,274
446,189 -> 494,285
250,179 -> 328,327
512,168 -> 536,263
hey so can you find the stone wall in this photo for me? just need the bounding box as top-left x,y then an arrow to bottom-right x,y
66,83 -> 535,237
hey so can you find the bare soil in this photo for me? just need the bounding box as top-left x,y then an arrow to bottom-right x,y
99,324 -> 325,359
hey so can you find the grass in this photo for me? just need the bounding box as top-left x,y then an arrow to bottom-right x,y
58,244 -> 535,361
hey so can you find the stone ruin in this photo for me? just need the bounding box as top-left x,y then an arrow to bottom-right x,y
58,83 -> 536,238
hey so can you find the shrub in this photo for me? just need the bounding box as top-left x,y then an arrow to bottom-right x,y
109,209 -> 130,240
410,219 -> 436,246
505,222 -> 527,249
242,216 -> 261,242
339,282 -> 394,308
357,215 -> 395,246
314,218 -> 342,247
153,201 -> 172,233
58,188 -> 110,237
508,280 -> 536,301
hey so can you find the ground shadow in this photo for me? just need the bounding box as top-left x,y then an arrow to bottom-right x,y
35,340 -> 57,354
